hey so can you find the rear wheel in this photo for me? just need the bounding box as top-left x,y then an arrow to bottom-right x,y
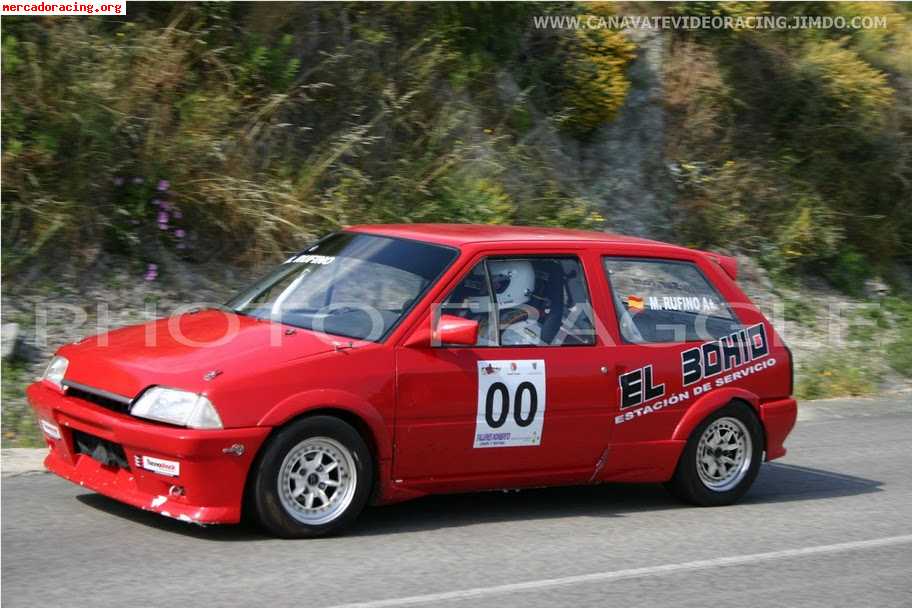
251,416 -> 373,538
666,402 -> 763,506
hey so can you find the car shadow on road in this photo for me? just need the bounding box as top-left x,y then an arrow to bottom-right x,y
350,463 -> 882,537
74,462 -> 881,541
744,462 -> 883,505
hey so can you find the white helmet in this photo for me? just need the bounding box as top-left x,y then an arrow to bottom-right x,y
488,260 -> 535,309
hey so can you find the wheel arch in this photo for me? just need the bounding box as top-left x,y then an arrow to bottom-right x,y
242,392 -> 392,519
671,387 -> 762,443
256,389 -> 392,463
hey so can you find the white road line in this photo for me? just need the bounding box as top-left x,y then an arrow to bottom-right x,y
323,534 -> 912,608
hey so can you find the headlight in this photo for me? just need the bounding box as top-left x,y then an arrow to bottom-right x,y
42,356 -> 69,390
131,387 -> 223,429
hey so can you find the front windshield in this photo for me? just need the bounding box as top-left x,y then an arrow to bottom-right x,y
227,232 -> 457,341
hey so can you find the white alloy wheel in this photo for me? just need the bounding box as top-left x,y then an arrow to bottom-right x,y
277,436 -> 357,526
695,416 -> 753,492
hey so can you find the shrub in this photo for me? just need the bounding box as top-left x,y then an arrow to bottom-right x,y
559,27 -> 636,135
776,195 -> 844,272
796,352 -> 882,400
825,248 -> 871,297
884,297 -> 912,377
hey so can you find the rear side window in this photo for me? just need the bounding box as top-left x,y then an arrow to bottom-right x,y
441,257 -> 595,347
602,257 -> 740,343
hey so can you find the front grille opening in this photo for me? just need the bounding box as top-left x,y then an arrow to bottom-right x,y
72,429 -> 130,469
66,386 -> 131,414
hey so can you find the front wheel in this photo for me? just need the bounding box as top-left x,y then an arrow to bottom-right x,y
250,416 -> 373,538
665,402 -> 763,506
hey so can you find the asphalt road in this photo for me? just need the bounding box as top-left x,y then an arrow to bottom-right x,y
3,397 -> 912,608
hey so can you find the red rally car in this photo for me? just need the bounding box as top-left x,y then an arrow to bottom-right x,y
27,224 -> 797,537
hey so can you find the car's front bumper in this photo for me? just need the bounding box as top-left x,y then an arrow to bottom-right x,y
27,382 -> 270,524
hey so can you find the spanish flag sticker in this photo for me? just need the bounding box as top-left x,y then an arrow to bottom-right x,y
627,295 -> 645,312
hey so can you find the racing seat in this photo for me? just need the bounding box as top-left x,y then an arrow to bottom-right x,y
536,261 -> 565,345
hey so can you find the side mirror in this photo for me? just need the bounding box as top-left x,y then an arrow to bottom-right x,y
403,313 -> 480,348
433,314 -> 479,346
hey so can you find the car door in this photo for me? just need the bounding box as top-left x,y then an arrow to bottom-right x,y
598,255 -> 745,450
394,251 -> 614,490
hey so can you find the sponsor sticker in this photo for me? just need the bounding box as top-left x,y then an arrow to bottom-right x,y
134,455 -> 180,477
285,254 -> 335,265
614,324 -> 777,426
474,360 -> 546,448
39,419 -> 61,440
645,295 -> 721,314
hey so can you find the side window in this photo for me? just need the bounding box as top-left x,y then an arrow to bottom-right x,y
440,262 -> 498,346
602,257 -> 740,343
440,257 -> 595,347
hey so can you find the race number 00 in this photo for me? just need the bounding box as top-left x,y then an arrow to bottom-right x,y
475,359 -> 546,448
484,381 -> 538,428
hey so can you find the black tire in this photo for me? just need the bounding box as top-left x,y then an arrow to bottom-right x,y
665,402 -> 763,507
250,416 -> 373,538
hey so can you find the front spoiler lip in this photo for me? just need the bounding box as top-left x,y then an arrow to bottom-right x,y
42,451 -> 237,524
27,381 -> 271,525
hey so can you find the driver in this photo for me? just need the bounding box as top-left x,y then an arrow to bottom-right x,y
485,260 -> 542,346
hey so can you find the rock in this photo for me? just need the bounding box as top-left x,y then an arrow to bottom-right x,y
2,323 -> 21,360
0,448 -> 48,476
864,277 -> 890,300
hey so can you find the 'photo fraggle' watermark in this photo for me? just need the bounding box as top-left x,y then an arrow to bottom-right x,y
1,0 -> 124,15
533,13 -> 888,32
19,297 -> 886,353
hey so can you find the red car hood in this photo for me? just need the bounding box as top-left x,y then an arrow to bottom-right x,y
58,310 -> 341,398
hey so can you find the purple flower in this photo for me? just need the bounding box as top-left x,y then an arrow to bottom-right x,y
174,228 -> 186,239
144,263 -> 158,282
172,209 -> 183,219
160,200 -> 172,212
157,180 -> 170,192
157,211 -> 169,228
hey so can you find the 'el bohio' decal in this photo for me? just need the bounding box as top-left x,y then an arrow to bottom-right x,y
681,323 -> 770,386
616,323 -> 776,425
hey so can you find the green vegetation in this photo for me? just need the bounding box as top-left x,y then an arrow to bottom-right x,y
884,297 -> 912,377
795,296 -> 912,399
796,351 -> 882,400
559,4 -> 636,135
2,360 -> 41,446
782,294 -> 818,329
2,2 -> 909,287
1,3 -> 613,275
664,2 -> 911,286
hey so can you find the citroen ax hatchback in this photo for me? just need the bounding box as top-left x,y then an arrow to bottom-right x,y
27,224 -> 797,537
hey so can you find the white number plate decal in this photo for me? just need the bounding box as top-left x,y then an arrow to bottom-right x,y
474,360 -> 546,448
135,455 -> 180,477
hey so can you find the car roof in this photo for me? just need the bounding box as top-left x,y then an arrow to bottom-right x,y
346,223 -> 680,250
